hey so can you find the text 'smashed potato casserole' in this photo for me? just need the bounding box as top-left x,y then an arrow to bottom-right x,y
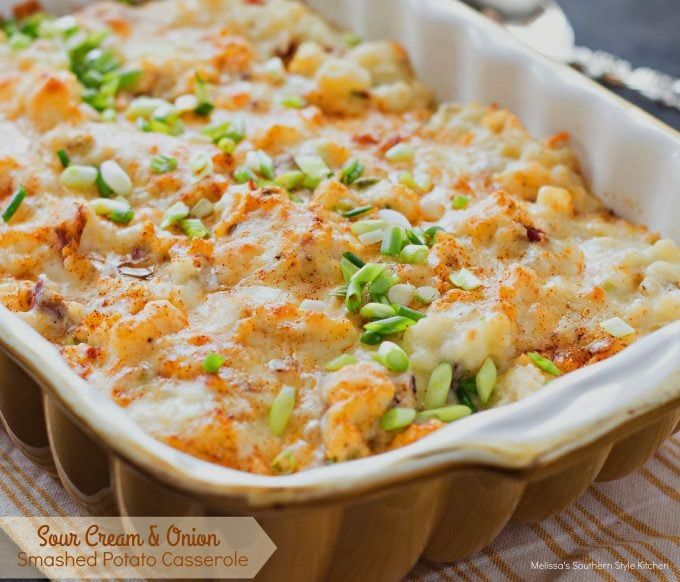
0,0 -> 678,474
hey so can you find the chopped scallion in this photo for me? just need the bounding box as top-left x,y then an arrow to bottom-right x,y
325,354 -> 357,371
391,304 -> 425,321
193,72 -> 214,116
274,170 -> 305,191
179,218 -> 209,239
2,186 -> 27,223
278,95 -> 307,108
294,154 -> 332,189
202,352 -> 225,373
380,407 -> 415,431
527,352 -> 562,376
377,341 -> 409,372
380,225 -> 405,257
60,165 -> 98,189
399,244 -> 428,264
246,149 -> 275,180
452,195 -> 470,209
343,251 -> 365,268
57,150 -> 70,168
600,317 -> 636,338
364,316 -> 415,335
339,159 -> 364,185
150,154 -> 177,174
360,302 -> 396,319
475,358 -> 497,404
342,205 -> 373,218
161,201 -> 190,229
414,286 -> 440,304
450,268 -> 482,291
424,362 -> 452,409
269,385 -> 296,436
416,405 -> 471,423
385,143 -> 414,163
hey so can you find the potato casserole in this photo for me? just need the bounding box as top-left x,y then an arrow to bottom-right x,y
0,0 -> 678,474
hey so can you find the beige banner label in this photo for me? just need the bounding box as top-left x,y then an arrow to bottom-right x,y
0,516 -> 276,579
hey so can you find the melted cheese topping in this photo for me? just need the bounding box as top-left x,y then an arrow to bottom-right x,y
0,0 -> 678,474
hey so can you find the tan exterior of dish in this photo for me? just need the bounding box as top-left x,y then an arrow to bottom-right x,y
1,346 -> 678,580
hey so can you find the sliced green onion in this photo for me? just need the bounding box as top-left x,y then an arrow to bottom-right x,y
2,186 -> 27,223
269,385 -> 296,436
56,150 -> 70,168
527,352 -> 562,376
391,304 -> 425,321
100,160 -> 132,196
377,341 -> 409,372
399,244 -> 428,264
450,268 -> 483,291
475,358 -> 497,404
274,170 -> 305,191
339,256 -> 359,283
343,251 -> 365,268
456,385 -> 477,412
360,303 -> 396,319
360,331 -> 382,345
380,407 -> 415,431
329,285 -> 348,298
278,95 -> 307,108
364,316 -> 415,335
193,72 -> 214,116
150,154 -> 177,174
414,286 -> 440,304
100,108 -> 116,122
91,198 -> 133,224
424,226 -> 444,244
246,149 -> 275,180
190,151 -> 213,179
95,168 -> 113,197
234,165 -> 257,184
191,198 -> 214,219
294,155 -> 332,189
384,284 -> 413,306
452,195 -> 470,209
161,201 -> 190,229
358,229 -> 384,246
380,225 -> 405,257
202,351 -> 225,373
385,143 -> 414,162
179,218 -> 209,239
60,165 -> 98,189
127,97 -> 168,119
406,228 -> 427,246
325,354 -> 357,371
600,317 -> 636,338
351,262 -> 385,285
345,279 -> 363,312
339,159 -> 364,185
351,219 -> 387,236
369,269 -> 399,299
354,177 -> 381,189
416,405 -> 471,423
343,32 -> 363,48
109,207 -> 134,224
271,449 -> 297,474
424,362 -> 452,409
341,205 -> 373,218
9,32 -> 32,50
216,137 -> 237,153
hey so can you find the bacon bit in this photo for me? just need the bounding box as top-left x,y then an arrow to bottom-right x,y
524,224 -> 547,242
275,40 -> 299,65
378,135 -> 403,153
12,0 -> 41,19
352,133 -> 379,145
547,131 -> 570,148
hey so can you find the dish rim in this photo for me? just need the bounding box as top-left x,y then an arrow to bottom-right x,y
0,0 -> 679,507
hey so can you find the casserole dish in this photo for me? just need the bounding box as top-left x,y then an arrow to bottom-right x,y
0,0 -> 678,580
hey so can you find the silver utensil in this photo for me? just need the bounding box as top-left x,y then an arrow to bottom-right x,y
462,0 -> 680,110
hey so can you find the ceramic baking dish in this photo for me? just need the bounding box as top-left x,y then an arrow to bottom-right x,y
1,0 -> 679,579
